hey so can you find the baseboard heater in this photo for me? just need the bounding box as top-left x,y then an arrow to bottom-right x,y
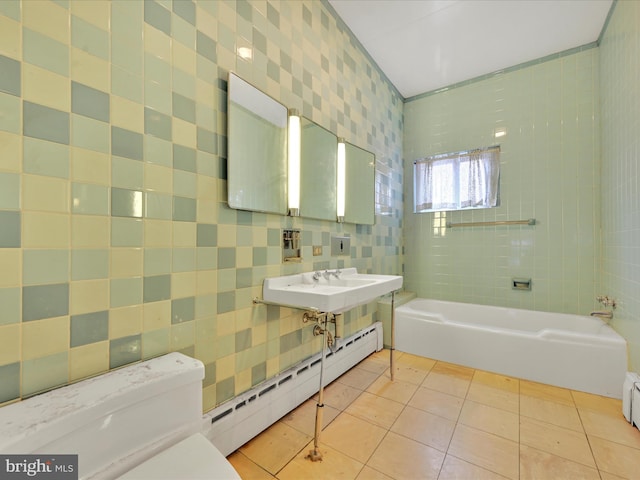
623,372 -> 640,431
202,322 -> 383,456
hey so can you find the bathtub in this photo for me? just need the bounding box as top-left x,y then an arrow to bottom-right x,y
395,298 -> 627,398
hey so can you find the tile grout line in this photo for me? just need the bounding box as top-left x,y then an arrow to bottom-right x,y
448,367 -> 519,480
350,359 -> 400,479
429,361 -> 459,480
365,362 -> 398,480
570,390 -> 602,478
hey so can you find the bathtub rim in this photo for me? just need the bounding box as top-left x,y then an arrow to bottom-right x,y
395,298 -> 625,345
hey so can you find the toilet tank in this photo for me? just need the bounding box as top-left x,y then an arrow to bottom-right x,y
0,353 -> 205,480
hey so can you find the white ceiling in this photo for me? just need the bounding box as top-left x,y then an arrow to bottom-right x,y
328,0 -> 613,99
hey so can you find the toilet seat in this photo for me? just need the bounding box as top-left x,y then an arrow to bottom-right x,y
117,433 -> 240,480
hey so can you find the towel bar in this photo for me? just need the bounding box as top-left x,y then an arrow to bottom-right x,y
446,218 -> 536,228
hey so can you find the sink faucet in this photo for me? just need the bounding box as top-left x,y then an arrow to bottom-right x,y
323,269 -> 341,279
312,271 -> 322,282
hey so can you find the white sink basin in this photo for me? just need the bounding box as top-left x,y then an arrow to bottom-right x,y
262,268 -> 403,313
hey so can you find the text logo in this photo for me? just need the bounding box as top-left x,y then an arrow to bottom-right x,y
0,455 -> 78,480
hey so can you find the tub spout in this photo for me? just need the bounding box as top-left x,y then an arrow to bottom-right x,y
590,310 -> 613,320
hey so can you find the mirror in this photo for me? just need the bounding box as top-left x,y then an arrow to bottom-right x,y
344,142 -> 375,225
227,72 -> 288,215
299,117 -> 337,221
226,72 -> 376,225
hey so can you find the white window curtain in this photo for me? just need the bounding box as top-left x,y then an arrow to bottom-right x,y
414,146 -> 500,213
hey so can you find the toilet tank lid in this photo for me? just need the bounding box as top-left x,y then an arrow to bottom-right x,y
0,353 -> 204,452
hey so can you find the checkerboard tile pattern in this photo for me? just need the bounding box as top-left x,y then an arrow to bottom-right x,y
0,0 -> 404,410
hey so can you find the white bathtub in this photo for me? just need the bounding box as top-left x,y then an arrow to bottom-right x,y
395,298 -> 627,398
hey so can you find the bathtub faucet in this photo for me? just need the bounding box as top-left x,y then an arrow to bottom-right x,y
590,310 -> 613,321
596,295 -> 617,308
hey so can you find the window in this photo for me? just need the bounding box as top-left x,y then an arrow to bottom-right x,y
413,146 -> 500,213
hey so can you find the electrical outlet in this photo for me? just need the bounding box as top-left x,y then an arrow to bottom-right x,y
313,245 -> 322,256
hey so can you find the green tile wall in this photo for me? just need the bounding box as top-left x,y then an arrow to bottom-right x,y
0,0 -> 404,409
599,0 -> 640,372
402,0 -> 639,376
403,48 -> 601,315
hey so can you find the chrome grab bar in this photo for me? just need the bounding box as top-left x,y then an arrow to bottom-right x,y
447,218 -> 536,228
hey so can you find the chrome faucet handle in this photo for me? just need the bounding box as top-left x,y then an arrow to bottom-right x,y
596,295 -> 617,308
312,271 -> 322,281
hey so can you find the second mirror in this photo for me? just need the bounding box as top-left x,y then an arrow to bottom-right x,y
299,117 -> 337,221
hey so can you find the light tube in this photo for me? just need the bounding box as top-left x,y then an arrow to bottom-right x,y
288,109 -> 300,216
337,138 -> 346,222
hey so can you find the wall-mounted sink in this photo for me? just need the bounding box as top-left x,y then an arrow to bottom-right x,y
262,268 -> 403,313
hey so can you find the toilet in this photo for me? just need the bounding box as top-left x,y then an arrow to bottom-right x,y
0,352 -> 240,480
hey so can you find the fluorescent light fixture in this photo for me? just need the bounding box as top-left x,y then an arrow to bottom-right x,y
337,138 -> 346,222
288,109 -> 301,216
